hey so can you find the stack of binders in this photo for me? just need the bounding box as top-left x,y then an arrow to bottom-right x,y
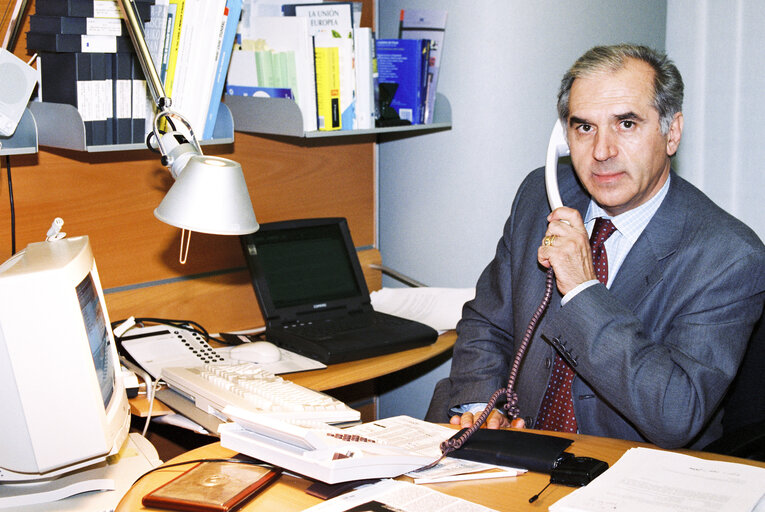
28,0 -> 157,147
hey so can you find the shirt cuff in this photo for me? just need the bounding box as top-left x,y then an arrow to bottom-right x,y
561,279 -> 599,306
450,403 -> 505,417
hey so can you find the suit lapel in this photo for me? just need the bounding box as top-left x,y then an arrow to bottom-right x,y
610,174 -> 685,310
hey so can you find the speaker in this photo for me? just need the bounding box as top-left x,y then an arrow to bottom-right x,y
0,49 -> 38,137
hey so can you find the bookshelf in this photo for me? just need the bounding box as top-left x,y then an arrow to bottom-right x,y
224,93 -> 452,139
28,101 -> 234,152
0,108 -> 37,156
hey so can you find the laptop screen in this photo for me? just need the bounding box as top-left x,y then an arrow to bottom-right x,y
246,221 -> 363,310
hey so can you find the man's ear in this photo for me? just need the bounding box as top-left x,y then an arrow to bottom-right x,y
666,112 -> 683,156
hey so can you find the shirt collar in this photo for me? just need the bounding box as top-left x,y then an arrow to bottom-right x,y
585,174 -> 671,244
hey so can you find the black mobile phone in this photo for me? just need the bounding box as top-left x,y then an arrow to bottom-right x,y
550,455 -> 609,487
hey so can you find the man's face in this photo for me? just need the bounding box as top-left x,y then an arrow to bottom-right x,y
566,58 -> 683,216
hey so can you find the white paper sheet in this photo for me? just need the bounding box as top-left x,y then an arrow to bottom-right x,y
550,447 -> 765,512
303,479 -> 500,512
370,287 -> 475,332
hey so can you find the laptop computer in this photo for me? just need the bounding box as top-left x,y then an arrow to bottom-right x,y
240,218 -> 438,364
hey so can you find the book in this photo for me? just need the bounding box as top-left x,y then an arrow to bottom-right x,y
90,52 -> 110,146
352,27 -> 375,129
113,52 -> 133,143
375,38 -> 430,125
228,15 -> 317,132
314,45 -> 341,131
202,0 -> 243,140
169,0 -> 230,136
26,32 -> 134,53
142,461 -> 281,512
29,15 -> 124,36
34,0 -> 152,21
38,52 -> 99,145
143,0 -> 170,75
101,52 -> 115,144
161,0 -> 186,103
131,53 -> 151,143
398,9 -> 447,124
225,85 -> 293,99
288,2 -> 356,131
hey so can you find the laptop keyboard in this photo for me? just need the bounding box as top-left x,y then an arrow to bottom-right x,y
283,314 -> 408,341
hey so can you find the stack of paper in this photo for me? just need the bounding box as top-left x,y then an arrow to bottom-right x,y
550,447 -> 765,512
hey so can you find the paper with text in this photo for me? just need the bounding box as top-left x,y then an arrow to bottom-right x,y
550,447 -> 765,512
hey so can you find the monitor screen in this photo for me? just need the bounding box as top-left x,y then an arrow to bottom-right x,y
76,272 -> 115,408
254,223 -> 362,309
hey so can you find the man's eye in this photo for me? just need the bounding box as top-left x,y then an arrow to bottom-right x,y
577,124 -> 592,133
621,120 -> 635,129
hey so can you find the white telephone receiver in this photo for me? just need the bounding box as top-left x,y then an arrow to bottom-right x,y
544,119 -> 570,211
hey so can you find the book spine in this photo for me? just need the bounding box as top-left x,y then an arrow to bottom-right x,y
34,0 -> 152,20
202,0 -> 242,140
114,52 -> 133,144
89,52 -> 108,146
131,53 -> 150,144
352,27 -> 374,130
314,46 -> 341,131
162,0 -> 185,101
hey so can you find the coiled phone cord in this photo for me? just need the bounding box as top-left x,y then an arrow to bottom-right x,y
426,267 -> 556,467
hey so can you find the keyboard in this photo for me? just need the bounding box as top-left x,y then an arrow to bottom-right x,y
281,313 -> 410,341
161,363 -> 360,426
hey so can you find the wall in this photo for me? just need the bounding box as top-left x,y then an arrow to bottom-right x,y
375,0 -> 668,420
666,0 -> 765,241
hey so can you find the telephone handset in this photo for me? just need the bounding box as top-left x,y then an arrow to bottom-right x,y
545,118 -> 569,211
433,121 -> 570,464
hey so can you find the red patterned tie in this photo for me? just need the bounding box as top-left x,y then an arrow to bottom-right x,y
536,218 -> 617,432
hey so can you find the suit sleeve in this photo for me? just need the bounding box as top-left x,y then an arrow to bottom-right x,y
546,240 -> 765,448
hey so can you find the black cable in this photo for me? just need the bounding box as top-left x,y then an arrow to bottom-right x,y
5,155 -> 15,255
431,268 -> 556,466
111,317 -> 227,345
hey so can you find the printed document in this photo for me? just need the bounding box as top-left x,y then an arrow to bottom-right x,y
550,447 -> 765,512
344,416 -> 525,483
303,479 -> 499,512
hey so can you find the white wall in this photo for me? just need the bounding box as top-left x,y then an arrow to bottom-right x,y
666,0 -> 765,241
375,1 -> 668,420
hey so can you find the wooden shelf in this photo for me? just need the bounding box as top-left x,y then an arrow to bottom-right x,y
0,108 -> 37,156
224,92 -> 452,139
28,101 -> 234,152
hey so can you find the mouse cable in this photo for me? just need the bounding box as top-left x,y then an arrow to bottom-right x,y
111,317 -> 227,345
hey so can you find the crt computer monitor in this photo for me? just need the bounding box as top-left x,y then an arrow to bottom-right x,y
0,235 -> 130,482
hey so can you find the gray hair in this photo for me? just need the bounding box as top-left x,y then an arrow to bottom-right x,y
557,44 -> 684,134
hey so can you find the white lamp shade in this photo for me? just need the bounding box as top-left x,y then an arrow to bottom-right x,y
154,155 -> 259,235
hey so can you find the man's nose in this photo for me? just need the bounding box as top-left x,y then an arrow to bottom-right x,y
593,130 -> 617,161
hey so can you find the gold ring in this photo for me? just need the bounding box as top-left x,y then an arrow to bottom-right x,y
543,235 -> 556,247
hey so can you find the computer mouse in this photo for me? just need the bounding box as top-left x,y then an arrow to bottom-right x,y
229,341 -> 282,364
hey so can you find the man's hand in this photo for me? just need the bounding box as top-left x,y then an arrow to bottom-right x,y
537,206 -> 596,295
449,409 -> 510,429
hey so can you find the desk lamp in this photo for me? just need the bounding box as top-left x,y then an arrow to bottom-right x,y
117,0 -> 258,258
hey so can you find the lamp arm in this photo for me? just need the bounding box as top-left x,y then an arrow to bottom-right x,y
116,0 -> 167,110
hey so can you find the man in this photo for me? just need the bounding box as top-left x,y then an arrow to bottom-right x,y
425,44 -> 765,449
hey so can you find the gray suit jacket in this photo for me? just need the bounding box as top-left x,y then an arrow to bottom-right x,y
426,165 -> 765,449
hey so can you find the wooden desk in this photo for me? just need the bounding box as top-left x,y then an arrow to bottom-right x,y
117,428 -> 765,511
129,331 -> 457,417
